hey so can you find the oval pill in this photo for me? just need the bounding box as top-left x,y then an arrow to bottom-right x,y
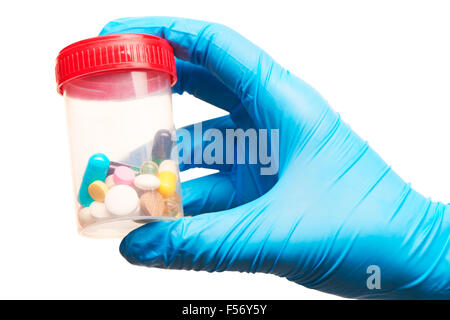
157,171 -> 177,197
140,161 -> 158,175
134,174 -> 160,191
113,166 -> 135,185
158,159 -> 178,175
88,180 -> 109,202
104,185 -> 139,216
89,201 -> 110,219
140,191 -> 165,217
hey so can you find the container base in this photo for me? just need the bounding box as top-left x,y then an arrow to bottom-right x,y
79,216 -> 177,238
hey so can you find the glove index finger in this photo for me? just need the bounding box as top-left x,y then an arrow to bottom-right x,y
100,17 -> 285,124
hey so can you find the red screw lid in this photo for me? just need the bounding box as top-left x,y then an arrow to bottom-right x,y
55,33 -> 177,95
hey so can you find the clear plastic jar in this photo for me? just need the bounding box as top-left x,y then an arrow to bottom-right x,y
56,34 -> 183,238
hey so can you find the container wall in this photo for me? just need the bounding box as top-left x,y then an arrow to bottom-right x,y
64,70 -> 183,238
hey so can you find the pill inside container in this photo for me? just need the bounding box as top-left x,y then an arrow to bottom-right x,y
55,34 -> 184,238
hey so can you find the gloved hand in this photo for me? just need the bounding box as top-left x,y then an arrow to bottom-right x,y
100,17 -> 449,299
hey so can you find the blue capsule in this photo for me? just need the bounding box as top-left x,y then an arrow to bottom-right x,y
152,129 -> 174,165
78,153 -> 110,207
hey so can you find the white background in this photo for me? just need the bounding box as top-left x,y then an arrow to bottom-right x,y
0,0 -> 448,299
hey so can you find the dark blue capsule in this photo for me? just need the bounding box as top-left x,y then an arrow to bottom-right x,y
152,129 -> 174,164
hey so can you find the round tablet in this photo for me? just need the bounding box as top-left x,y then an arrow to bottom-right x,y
158,171 -> 177,197
140,161 -> 158,175
158,159 -> 178,175
105,175 -> 116,188
79,207 -> 94,226
104,185 -> 139,216
88,180 -> 109,202
113,166 -> 135,185
89,201 -> 110,219
140,191 -> 165,217
134,174 -> 160,191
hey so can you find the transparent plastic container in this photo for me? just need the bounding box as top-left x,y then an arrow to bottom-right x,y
55,34 -> 183,238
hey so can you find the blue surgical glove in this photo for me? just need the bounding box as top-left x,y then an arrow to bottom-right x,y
100,17 -> 449,299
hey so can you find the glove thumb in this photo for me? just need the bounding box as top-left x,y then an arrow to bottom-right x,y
119,208 -> 248,271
